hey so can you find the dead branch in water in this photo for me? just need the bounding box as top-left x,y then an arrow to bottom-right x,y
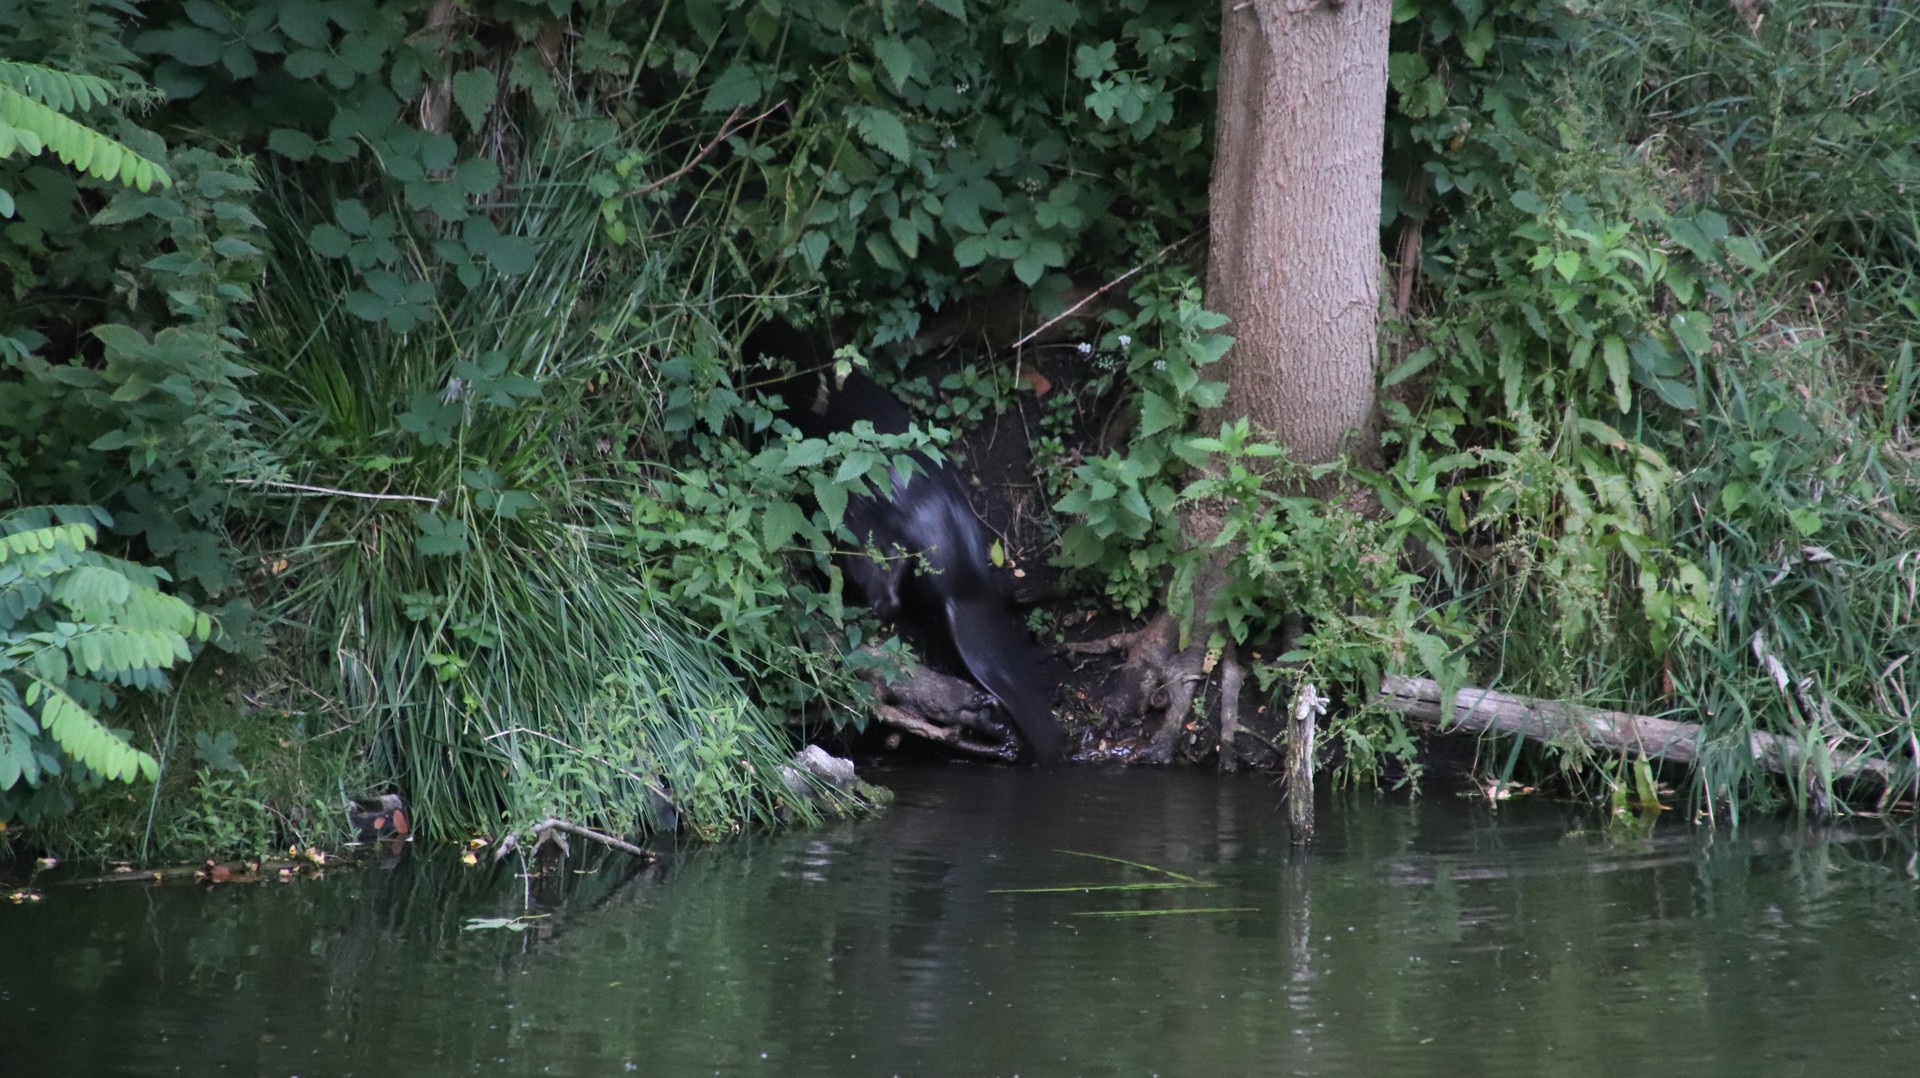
495,818 -> 653,863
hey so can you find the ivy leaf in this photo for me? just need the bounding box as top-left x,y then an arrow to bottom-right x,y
192,729 -> 245,774
1669,311 -> 1711,357
452,69 -> 497,131
953,234 -> 991,268
888,216 -> 920,261
279,6 -> 332,48
413,512 -> 470,557
1386,51 -> 1430,92
875,38 -> 917,88
1139,392 -> 1181,437
796,230 -> 830,272
308,223 -> 350,258
453,156 -> 500,197
760,500 -> 807,551
704,63 -> 764,111
268,128 -> 317,160
849,107 -> 911,163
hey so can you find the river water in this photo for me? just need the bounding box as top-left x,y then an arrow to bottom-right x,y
4,765 -> 1917,1077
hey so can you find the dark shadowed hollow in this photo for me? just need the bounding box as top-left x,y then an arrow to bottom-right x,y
4,766 -> 1918,1076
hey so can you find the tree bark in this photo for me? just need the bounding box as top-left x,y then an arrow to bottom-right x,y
1077,1 -> 1393,768
1205,0 -> 1390,464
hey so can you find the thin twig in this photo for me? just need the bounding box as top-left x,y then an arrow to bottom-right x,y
229,478 -> 440,506
627,102 -> 788,199
1008,234 -> 1200,352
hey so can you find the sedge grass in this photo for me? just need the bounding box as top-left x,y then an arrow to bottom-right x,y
239,118 -> 852,841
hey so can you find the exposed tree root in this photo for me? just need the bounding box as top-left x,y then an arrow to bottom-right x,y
859,660 -> 1023,762
1216,641 -> 1247,772
1062,614 -> 1215,764
854,609 -> 1282,769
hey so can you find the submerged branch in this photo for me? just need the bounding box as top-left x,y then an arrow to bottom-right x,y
531,818 -> 651,859
495,818 -> 653,862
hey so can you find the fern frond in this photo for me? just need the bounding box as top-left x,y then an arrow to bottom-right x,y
119,584 -> 207,640
0,85 -> 171,191
62,625 -> 192,679
86,550 -> 173,593
0,505 -> 109,535
24,677 -> 158,783
0,60 -> 119,113
0,576 -> 48,631
0,523 -> 97,564
49,563 -> 134,620
0,679 -> 42,788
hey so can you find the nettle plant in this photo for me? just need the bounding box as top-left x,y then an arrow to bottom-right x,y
1,506 -> 212,825
1052,271 -> 1230,617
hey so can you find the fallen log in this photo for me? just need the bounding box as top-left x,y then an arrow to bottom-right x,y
860,660 -> 1022,763
1378,675 -> 1904,791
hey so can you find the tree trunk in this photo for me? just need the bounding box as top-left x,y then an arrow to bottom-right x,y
1205,0 -> 1389,463
1095,1 -> 1391,766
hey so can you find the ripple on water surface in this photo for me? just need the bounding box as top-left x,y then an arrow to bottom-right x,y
3,764 -> 1917,1077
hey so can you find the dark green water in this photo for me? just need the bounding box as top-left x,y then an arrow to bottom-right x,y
4,766 -> 1918,1077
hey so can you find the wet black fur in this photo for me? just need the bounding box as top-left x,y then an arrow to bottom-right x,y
745,322 -> 1065,764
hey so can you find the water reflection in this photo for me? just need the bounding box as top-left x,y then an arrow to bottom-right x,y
3,765 -> 1917,1077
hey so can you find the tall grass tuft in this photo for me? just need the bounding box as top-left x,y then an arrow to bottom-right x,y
1598,0 -> 1920,812
240,127 -> 846,841
1395,0 -> 1919,813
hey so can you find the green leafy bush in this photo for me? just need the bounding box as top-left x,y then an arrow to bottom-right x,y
1379,0 -> 1920,809
1,506 -> 210,826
